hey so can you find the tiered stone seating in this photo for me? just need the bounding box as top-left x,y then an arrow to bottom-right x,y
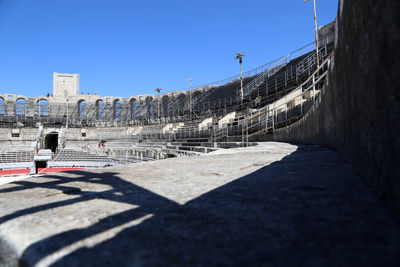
218,112 -> 236,128
162,123 -> 184,133
202,76 -> 255,104
53,149 -> 112,162
140,124 -> 165,134
126,126 -> 143,135
249,42 -> 334,109
198,117 -> 213,130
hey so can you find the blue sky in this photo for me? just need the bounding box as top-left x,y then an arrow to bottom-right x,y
0,0 -> 338,97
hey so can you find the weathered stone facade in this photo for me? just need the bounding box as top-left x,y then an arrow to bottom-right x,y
0,89 -> 202,124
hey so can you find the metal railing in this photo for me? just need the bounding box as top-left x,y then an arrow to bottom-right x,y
80,53 -> 328,143
178,37 -> 332,92
243,56 -> 287,97
265,56 -> 331,132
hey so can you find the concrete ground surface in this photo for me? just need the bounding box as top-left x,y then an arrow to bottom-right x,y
0,142 -> 398,266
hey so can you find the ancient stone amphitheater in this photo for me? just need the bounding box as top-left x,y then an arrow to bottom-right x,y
0,24 -> 334,169
0,0 -> 399,266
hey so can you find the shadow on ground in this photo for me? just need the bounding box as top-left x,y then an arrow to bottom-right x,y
0,146 -> 399,266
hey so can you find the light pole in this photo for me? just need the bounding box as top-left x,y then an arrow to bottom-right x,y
155,87 -> 162,121
235,52 -> 245,104
305,0 -> 320,69
186,78 -> 194,117
38,100 -> 41,123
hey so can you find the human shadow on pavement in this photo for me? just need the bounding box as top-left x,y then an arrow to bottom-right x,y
0,147 -> 398,266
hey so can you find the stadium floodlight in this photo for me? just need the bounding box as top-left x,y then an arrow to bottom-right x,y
234,52 -> 245,104
305,0 -> 320,69
186,78 -> 194,117
155,87 -> 162,120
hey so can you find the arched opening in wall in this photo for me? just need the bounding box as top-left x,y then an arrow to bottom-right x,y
169,95 -> 176,117
145,97 -> 154,120
114,99 -> 122,120
45,132 -> 58,153
161,95 -> 170,118
37,99 -> 49,117
130,98 -> 138,119
178,94 -> 186,116
0,97 -> 5,115
78,100 -> 87,120
137,99 -> 146,121
15,98 -> 26,116
96,99 -> 104,120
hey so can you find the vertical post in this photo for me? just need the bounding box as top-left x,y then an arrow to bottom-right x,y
272,110 -> 275,130
246,118 -> 249,147
306,0 -> 320,69
235,53 -> 245,106
189,80 -> 192,117
300,93 -> 304,115
285,95 -> 288,121
240,60 -> 243,103
38,100 -> 41,123
314,0 -> 320,69
155,87 -> 162,123
241,118 -> 244,145
285,69 -> 287,87
312,74 -> 316,104
187,78 -> 193,118
158,96 -> 160,122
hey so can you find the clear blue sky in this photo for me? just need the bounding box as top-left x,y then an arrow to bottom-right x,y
0,0 -> 338,97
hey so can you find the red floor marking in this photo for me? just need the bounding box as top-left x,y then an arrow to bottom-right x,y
0,168 -> 84,176
0,169 -> 29,176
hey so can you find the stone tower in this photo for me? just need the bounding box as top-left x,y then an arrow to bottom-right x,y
53,72 -> 80,97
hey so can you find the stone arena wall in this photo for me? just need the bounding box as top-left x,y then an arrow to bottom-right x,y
0,90 -> 194,118
273,0 -> 400,216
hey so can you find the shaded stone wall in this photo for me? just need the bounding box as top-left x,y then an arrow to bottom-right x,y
273,0 -> 400,216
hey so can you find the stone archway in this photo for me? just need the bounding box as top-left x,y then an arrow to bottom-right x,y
45,132 -> 58,153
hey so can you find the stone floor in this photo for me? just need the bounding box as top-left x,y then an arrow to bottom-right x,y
0,142 -> 398,266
